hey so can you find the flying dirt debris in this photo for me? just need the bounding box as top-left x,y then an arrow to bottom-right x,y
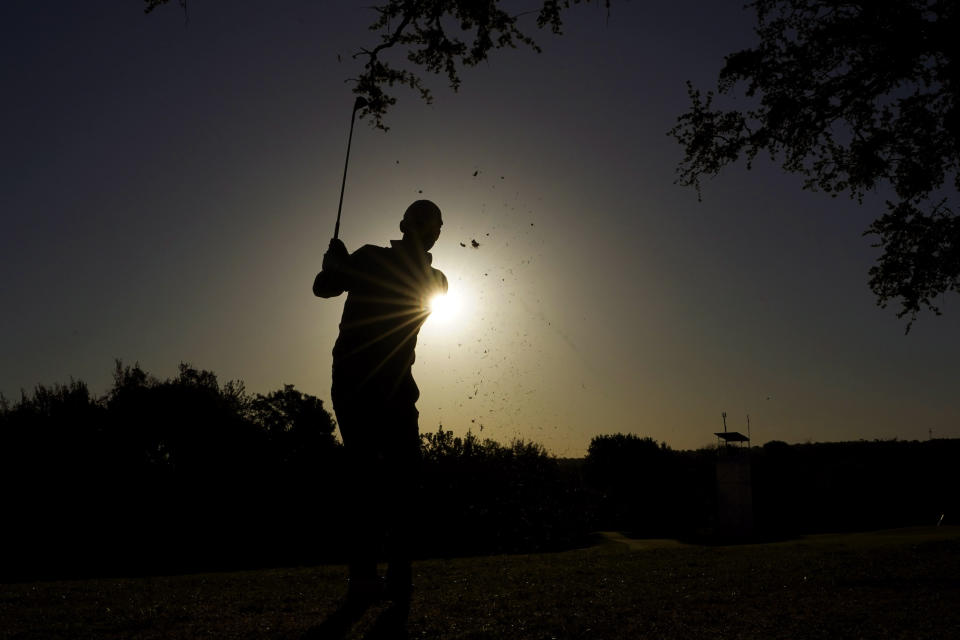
471,239 -> 480,248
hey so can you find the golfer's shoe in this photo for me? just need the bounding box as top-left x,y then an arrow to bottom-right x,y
385,581 -> 412,604
385,567 -> 413,603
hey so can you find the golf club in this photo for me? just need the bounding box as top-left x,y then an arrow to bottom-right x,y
333,96 -> 369,240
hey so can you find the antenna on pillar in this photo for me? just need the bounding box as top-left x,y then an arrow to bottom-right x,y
747,414 -> 751,441
715,411 -> 749,451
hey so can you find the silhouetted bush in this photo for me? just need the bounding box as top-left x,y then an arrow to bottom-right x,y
417,427 -> 591,556
0,362 -> 346,580
752,438 -> 960,536
583,434 -> 715,537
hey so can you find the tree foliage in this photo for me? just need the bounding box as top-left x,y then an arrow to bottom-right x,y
669,0 -> 960,331
1,361 -> 343,578
583,433 -> 713,536
419,426 -> 587,554
348,0 -> 611,129
143,0 -> 184,15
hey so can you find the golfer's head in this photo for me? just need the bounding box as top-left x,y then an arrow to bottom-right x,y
400,200 -> 443,251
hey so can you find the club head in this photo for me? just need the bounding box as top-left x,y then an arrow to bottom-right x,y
352,96 -> 369,113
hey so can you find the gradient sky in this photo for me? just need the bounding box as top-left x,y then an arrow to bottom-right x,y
3,1 -> 958,455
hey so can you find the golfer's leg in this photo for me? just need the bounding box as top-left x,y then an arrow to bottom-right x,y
345,448 -> 380,591
336,403 -> 381,599
384,409 -> 421,601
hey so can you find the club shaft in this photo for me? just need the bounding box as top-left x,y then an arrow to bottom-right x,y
334,109 -> 360,240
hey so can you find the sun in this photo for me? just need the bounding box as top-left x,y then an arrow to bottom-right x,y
426,288 -> 463,325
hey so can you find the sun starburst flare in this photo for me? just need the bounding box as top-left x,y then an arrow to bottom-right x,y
427,289 -> 463,325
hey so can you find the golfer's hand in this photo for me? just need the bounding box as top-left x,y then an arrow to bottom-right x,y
323,238 -> 349,272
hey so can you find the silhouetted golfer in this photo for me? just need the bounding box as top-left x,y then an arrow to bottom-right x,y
314,200 -> 447,607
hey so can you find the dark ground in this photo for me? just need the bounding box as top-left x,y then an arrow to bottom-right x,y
2,526 -> 958,639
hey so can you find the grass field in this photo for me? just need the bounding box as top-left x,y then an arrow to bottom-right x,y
2,526 -> 958,639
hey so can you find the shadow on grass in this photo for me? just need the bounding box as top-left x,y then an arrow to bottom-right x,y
301,599 -> 410,640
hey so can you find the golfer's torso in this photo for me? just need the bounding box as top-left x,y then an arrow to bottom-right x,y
332,244 -> 440,393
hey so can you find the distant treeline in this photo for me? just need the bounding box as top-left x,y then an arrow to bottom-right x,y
2,363 -> 957,581
579,433 -> 959,541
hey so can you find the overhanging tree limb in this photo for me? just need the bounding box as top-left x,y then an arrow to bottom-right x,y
669,0 -> 960,332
